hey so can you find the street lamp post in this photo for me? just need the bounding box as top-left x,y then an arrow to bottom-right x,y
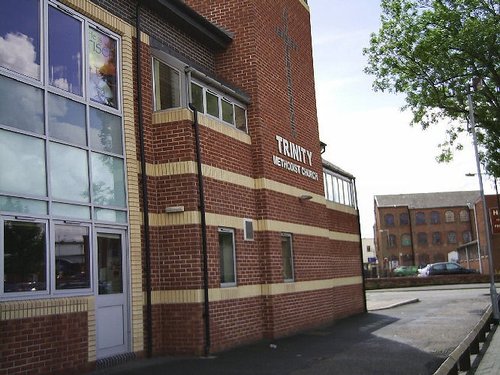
467,85 -> 499,322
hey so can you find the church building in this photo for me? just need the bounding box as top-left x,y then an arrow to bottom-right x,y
0,1 -> 364,373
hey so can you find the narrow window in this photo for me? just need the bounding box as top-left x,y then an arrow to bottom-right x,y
219,228 -> 236,286
281,233 -> 294,281
153,58 -> 180,110
206,91 -> 219,118
190,82 -> 204,112
388,234 -> 396,248
235,105 -> 247,132
221,98 -> 234,124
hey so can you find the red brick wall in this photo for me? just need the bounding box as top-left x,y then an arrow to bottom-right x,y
0,313 -> 88,375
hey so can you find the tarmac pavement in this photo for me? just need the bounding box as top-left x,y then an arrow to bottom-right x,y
91,286 -> 498,375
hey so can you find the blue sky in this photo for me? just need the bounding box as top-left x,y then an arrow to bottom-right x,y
309,0 -> 489,237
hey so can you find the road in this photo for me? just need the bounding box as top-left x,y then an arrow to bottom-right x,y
93,284 -> 493,375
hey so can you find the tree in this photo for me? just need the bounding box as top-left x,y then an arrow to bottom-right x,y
364,0 -> 500,176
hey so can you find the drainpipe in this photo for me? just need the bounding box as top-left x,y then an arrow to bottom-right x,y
353,179 -> 367,313
188,103 -> 211,356
135,1 -> 153,358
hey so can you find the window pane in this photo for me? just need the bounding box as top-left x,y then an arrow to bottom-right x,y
281,234 -> 293,280
89,107 -> 123,154
221,99 -> 234,124
4,220 -> 46,293
48,93 -> 86,145
49,142 -> 89,202
97,233 -> 123,294
191,83 -> 204,112
0,130 -> 46,196
206,91 -> 219,118
91,152 -> 126,207
48,6 -> 82,95
235,105 -> 247,132
94,208 -> 127,223
0,196 -> 47,215
89,27 -> 118,108
219,230 -> 235,285
153,59 -> 180,110
52,202 -> 90,220
0,0 -> 40,79
55,225 -> 90,290
0,75 -> 44,134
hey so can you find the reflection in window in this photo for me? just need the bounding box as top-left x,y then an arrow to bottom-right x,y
0,196 -> 47,215
235,105 -> 247,132
0,0 -> 41,79
281,233 -> 294,281
91,152 -> 126,207
49,142 -> 89,202
89,108 -> 123,155
55,225 -> 90,290
89,27 -> 118,108
0,75 -> 44,134
219,228 -> 236,286
97,233 -> 123,294
0,130 -> 47,197
48,93 -> 86,145
153,58 -> 180,110
52,203 -> 90,220
4,220 -> 46,293
48,6 -> 82,95
95,208 -> 127,223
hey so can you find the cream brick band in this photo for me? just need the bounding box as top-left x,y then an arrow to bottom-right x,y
0,296 -> 92,320
148,276 -> 362,305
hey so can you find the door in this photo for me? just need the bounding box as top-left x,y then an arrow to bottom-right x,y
95,230 -> 129,359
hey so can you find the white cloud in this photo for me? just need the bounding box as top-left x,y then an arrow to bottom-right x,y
0,32 -> 39,79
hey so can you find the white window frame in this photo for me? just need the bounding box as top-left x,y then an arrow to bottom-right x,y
243,218 -> 254,241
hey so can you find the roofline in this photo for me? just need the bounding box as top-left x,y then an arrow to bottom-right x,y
141,0 -> 233,50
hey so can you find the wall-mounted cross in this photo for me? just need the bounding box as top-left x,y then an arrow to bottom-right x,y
276,8 -> 298,137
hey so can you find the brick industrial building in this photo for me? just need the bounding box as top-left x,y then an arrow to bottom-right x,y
373,191 -> 500,275
0,0 -> 364,373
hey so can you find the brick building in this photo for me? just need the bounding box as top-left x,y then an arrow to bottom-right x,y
0,0 -> 364,374
374,191 -> 480,274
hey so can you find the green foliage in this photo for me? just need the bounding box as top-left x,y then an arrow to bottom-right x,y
364,0 -> 500,177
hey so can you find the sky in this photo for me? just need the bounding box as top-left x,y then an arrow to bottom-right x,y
308,0 -> 494,238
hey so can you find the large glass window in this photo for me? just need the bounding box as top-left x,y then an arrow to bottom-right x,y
0,130 -> 47,197
281,233 -> 294,281
0,0 -> 41,79
3,220 -> 47,293
48,6 -> 82,95
219,228 -> 236,286
88,27 -> 118,108
49,142 -> 89,202
153,58 -> 180,111
0,1 -> 125,299
323,170 -> 356,208
0,75 -> 44,134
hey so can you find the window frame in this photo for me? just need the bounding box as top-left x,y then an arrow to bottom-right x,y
218,227 -> 237,287
281,232 -> 294,282
151,57 -> 182,111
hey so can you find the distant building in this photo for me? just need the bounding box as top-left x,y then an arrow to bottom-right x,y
374,191 -> 480,274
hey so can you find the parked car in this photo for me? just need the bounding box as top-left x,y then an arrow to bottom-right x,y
417,262 -> 478,277
393,265 -> 418,277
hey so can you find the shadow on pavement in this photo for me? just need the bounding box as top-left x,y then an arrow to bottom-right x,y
93,313 -> 444,375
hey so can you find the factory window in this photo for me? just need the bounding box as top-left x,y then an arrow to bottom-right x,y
462,231 -> 472,243
417,232 -> 428,245
459,210 -> 470,222
401,234 -> 412,247
432,232 -> 441,245
219,228 -> 236,286
384,214 -> 395,227
399,213 -> 409,226
445,210 -> 455,223
447,231 -> 457,244
416,212 -> 426,225
430,211 -> 440,224
281,233 -> 294,281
